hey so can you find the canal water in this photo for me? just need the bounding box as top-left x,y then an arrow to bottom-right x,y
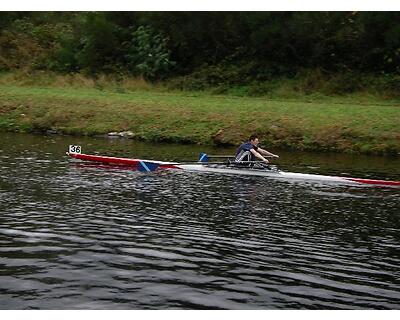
0,132 -> 399,309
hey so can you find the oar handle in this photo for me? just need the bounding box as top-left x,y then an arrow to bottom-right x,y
233,160 -> 274,163
199,153 -> 278,163
207,155 -> 234,158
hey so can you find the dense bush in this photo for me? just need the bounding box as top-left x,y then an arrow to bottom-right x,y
166,64 -> 245,90
124,26 -> 174,81
0,12 -> 399,94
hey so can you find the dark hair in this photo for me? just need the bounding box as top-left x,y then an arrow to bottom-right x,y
249,134 -> 258,141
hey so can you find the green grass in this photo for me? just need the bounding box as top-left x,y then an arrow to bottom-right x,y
0,84 -> 399,155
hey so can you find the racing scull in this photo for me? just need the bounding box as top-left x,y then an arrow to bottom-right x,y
67,146 -> 400,187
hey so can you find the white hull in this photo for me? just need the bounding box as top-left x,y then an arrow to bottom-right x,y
174,164 -> 352,185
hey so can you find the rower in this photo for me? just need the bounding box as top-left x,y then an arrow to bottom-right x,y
235,134 -> 279,165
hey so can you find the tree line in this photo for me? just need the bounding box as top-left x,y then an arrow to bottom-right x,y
0,12 -> 399,83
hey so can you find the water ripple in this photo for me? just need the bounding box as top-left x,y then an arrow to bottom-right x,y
0,133 -> 399,309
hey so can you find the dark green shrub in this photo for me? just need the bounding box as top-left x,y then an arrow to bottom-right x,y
167,64 -> 245,91
124,26 -> 174,81
377,74 -> 400,97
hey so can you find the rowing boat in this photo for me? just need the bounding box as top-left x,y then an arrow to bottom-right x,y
67,146 -> 400,187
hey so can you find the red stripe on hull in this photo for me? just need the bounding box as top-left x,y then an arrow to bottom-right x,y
344,177 -> 400,186
69,153 -> 141,166
159,164 -> 180,169
68,153 -> 179,170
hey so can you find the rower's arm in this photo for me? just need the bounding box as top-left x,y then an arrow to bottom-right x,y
250,149 -> 269,163
258,148 -> 279,158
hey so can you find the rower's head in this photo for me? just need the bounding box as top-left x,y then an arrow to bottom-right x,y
249,134 -> 260,146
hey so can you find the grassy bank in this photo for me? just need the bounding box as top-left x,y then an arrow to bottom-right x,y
0,76 -> 399,155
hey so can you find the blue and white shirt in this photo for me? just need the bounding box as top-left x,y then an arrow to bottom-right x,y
235,142 -> 258,162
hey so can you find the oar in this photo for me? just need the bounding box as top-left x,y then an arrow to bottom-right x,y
198,153 -> 237,162
198,153 -> 276,163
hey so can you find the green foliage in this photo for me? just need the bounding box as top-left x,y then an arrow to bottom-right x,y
168,66 -> 400,99
0,12 -> 399,86
0,16 -> 75,72
167,64 -> 243,90
75,13 -> 120,75
124,26 -> 174,81
0,117 -> 16,130
51,31 -> 79,72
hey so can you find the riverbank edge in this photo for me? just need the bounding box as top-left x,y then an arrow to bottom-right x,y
0,85 -> 399,156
